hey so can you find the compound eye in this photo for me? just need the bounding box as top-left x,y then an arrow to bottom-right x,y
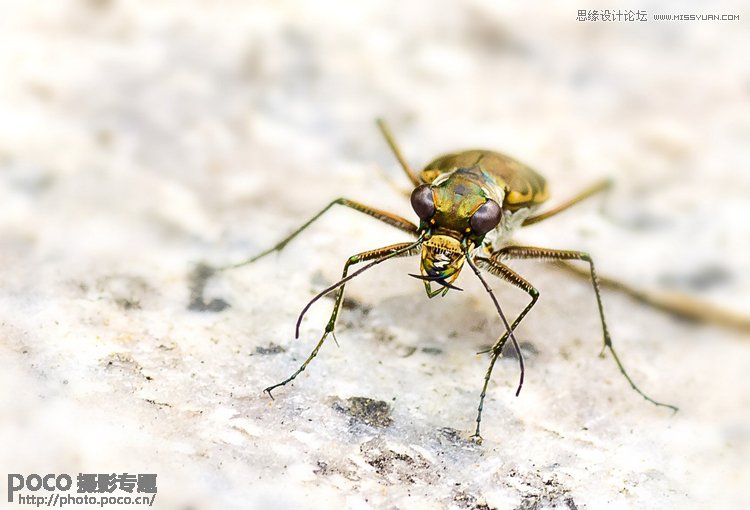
410,184 -> 435,220
470,199 -> 502,235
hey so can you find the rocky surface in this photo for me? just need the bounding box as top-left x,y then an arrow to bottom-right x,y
1,2 -> 748,509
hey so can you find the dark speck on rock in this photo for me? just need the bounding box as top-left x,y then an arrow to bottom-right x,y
421,346 -> 443,355
359,437 -> 434,484
96,274 -> 152,310
453,490 -> 495,510
659,264 -> 732,292
436,427 -> 478,449
254,343 -> 286,355
187,263 -> 230,312
331,396 -> 393,428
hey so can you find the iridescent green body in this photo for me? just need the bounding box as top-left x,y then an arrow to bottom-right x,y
416,150 -> 549,297
422,150 -> 549,212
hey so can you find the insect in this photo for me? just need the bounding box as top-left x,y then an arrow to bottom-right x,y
227,119 -> 677,443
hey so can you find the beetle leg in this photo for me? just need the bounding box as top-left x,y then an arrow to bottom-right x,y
469,255 -> 539,443
221,198 -> 418,270
523,179 -> 611,226
494,246 -> 678,412
264,241 -> 421,398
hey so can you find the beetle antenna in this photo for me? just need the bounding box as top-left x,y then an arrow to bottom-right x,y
295,236 -> 424,338
465,252 -> 525,396
376,118 -> 421,186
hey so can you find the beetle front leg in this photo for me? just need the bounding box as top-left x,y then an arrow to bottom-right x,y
264,241 -> 421,397
469,255 -> 539,443
222,198 -> 419,270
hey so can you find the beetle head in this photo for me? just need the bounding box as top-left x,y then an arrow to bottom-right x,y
409,172 -> 503,298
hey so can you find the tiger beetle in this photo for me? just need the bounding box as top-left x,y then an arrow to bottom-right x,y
224,119 -> 677,443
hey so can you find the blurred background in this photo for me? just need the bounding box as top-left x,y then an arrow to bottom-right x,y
0,1 -> 748,509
